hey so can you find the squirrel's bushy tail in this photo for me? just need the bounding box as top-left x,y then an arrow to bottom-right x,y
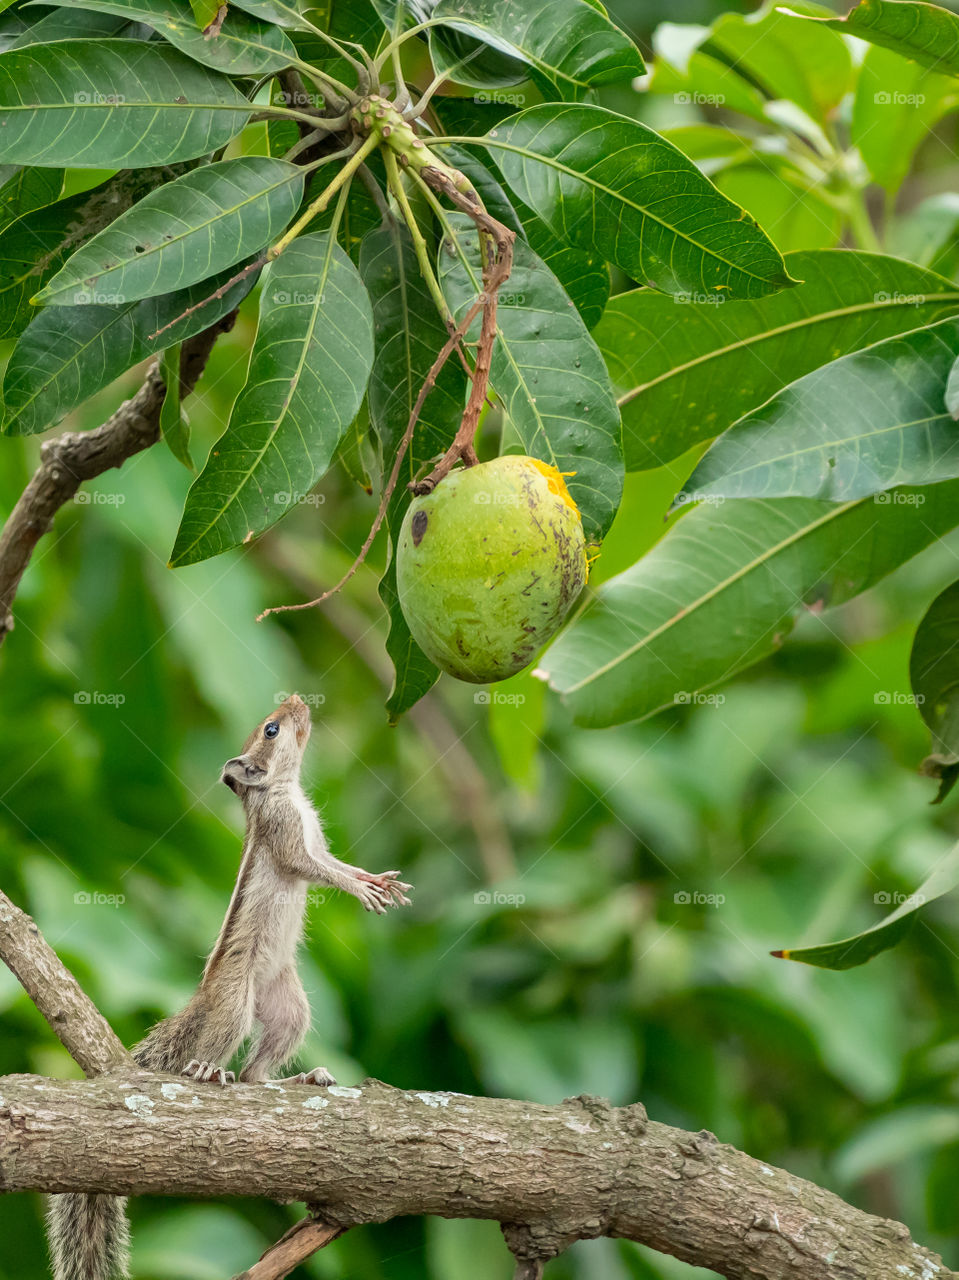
47,1194 -> 130,1280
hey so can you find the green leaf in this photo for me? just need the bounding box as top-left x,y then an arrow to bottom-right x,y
439,216 -> 623,543
170,232 -> 374,567
188,0 -> 220,29
479,104 -> 796,301
947,355 -> 959,420
702,2 -> 853,123
679,317 -> 959,504
539,480 -> 959,727
771,842 -> 959,969
910,579 -> 959,797
428,0 -> 645,97
36,158 -> 303,306
3,263 -> 259,436
159,343 -> 194,471
358,223 -> 467,719
11,6 -> 135,46
791,0 -> 959,79
0,41 -> 252,168
44,0 -> 297,74
713,165 -> 841,255
0,190 -> 93,341
852,44 -> 959,190
0,166 -> 62,234
599,249 -> 959,471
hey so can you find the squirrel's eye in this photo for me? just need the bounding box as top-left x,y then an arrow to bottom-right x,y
264,721 -> 280,739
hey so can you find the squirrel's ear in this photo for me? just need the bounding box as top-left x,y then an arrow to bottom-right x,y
221,755 -> 267,791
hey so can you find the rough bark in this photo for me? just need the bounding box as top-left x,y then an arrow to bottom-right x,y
0,1070 -> 951,1280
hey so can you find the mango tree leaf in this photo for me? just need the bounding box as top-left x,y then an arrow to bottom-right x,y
771,842 -> 959,969
702,2 -> 853,123
947,355 -> 959,420
789,0 -> 959,79
358,223 -> 467,720
910,580 -> 959,801
170,232 -> 373,566
188,0 -> 220,28
36,158 -> 303,306
44,0 -> 297,74
539,479 -> 959,727
229,0 -> 308,27
852,44 -> 959,191
429,0 -> 645,97
0,166 -> 62,233
713,165 -> 841,255
679,317 -> 959,504
159,343 -> 194,471
598,249 -> 959,471
0,41 -> 252,168
645,49 -> 769,127
3,264 -> 258,436
440,139 -> 610,328
0,190 -> 96,341
476,104 -> 797,301
12,6 -> 135,46
439,216 -> 623,543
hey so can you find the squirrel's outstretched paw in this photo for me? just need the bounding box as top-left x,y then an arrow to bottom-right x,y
279,1066 -> 336,1087
182,1059 -> 235,1086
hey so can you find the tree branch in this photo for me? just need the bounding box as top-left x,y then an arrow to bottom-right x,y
0,312 -> 236,645
0,1071 -> 951,1280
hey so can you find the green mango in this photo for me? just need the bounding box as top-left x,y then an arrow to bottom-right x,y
396,455 -> 588,683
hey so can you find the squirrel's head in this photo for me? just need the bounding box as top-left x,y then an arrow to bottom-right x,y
220,694 -> 312,795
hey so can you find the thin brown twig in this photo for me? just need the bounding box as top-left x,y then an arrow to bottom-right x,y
256,167 -> 515,620
231,1218 -> 343,1280
255,293 -> 484,621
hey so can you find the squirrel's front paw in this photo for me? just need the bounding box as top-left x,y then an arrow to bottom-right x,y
182,1059 -> 235,1086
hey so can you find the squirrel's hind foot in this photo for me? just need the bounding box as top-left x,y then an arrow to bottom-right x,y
280,1066 -> 336,1087
182,1059 -> 235,1085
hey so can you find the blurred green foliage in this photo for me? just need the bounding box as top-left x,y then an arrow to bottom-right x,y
4,1 -> 959,1278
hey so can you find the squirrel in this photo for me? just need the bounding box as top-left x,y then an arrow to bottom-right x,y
47,693 -> 412,1280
